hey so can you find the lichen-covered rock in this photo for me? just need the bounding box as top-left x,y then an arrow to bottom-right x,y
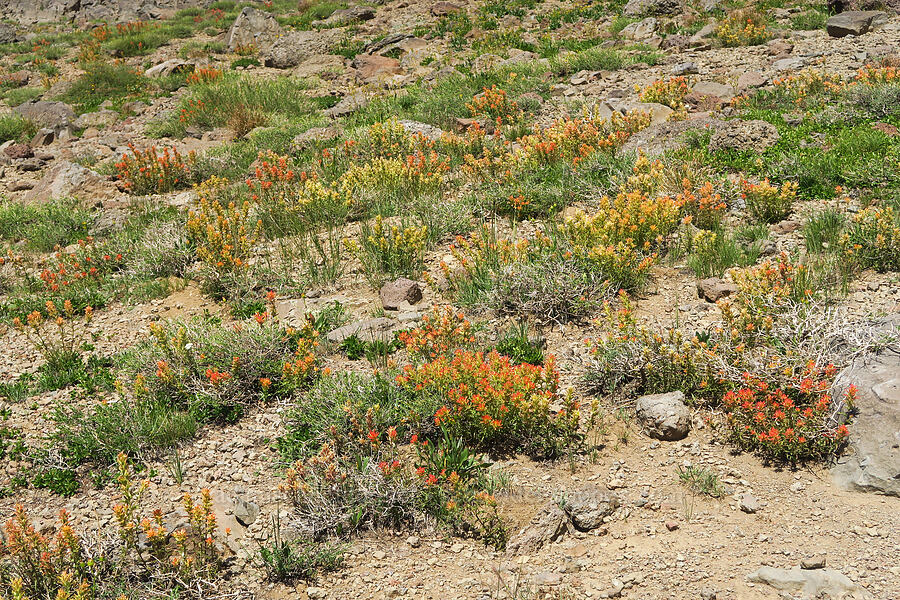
636,391 -> 691,441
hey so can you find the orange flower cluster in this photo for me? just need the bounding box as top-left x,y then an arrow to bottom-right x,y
639,76 -> 689,110
2,504 -> 91,598
396,349 -> 571,455
723,364 -> 854,463
186,66 -> 222,85
397,306 -> 476,360
466,85 -> 521,126
115,144 -> 197,195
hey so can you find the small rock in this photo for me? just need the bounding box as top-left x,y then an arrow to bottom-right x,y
672,62 -> 699,76
379,278 -> 423,311
431,1 -> 461,16
372,550 -> 387,560
665,520 -> 679,531
825,11 -> 888,37
635,391 -> 691,441
739,494 -> 759,514
801,555 -> 827,570
697,277 -> 738,302
561,487 -> 619,531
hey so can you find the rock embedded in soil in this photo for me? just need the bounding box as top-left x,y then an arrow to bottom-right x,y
831,317 -> 900,496
697,278 -> 739,302
561,486 -> 619,531
379,278 -> 423,311
826,11 -> 888,37
226,6 -> 282,51
635,391 -> 691,441
747,566 -> 872,599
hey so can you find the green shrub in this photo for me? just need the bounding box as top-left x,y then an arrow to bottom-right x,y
0,197 -> 94,251
804,208 -> 845,253
59,62 -> 146,113
0,114 -> 35,142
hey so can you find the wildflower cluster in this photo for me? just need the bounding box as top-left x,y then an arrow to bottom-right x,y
466,85 -> 522,126
771,69 -> 845,108
839,204 -> 900,272
136,309 -> 318,423
186,66 -> 222,85
396,349 -> 576,457
397,306 -> 476,361
719,252 -> 817,343
716,11 -> 771,47
589,290 -> 731,401
38,238 -> 123,294
245,153 -> 348,233
741,178 -> 797,224
115,145 -> 198,195
413,433 -> 506,548
346,215 -> 427,286
639,76 -> 690,111
722,365 -> 854,464
12,299 -> 93,370
186,196 -> 262,275
516,111 -> 650,167
677,180 -> 727,230
0,453 -> 228,598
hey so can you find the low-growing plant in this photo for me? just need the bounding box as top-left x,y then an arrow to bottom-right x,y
1,453 -> 230,596
639,76 -> 689,111
840,204 -> 900,271
12,300 -> 93,372
0,113 -> 35,142
716,9 -> 771,47
495,321 -> 544,365
397,306 -> 476,361
347,216 -> 427,287
396,349 -> 579,457
115,145 -> 199,195
677,465 -> 724,497
121,308 -> 317,423
722,364 -> 854,464
741,179 -> 797,224
804,208 -> 845,253
259,514 -> 346,582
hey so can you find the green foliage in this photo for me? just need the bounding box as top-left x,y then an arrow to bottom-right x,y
59,62 -> 147,113
550,47 -> 624,75
154,74 -> 315,136
686,226 -> 766,278
0,197 -> 94,251
804,208 -> 845,253
278,371 -> 433,461
259,516 -> 345,582
677,465 -> 724,497
495,322 -> 544,365
0,113 -> 35,142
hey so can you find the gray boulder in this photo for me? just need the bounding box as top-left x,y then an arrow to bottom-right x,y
145,58 -> 193,78
314,5 -> 375,26
73,110 -> 119,129
825,11 -> 888,37
226,6 -> 282,51
13,100 -> 74,132
708,119 -> 780,153
264,30 -> 343,69
0,22 -> 19,44
747,567 -> 872,599
561,487 -> 619,531
635,391 -> 691,441
832,325 -> 900,496
623,0 -> 681,16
